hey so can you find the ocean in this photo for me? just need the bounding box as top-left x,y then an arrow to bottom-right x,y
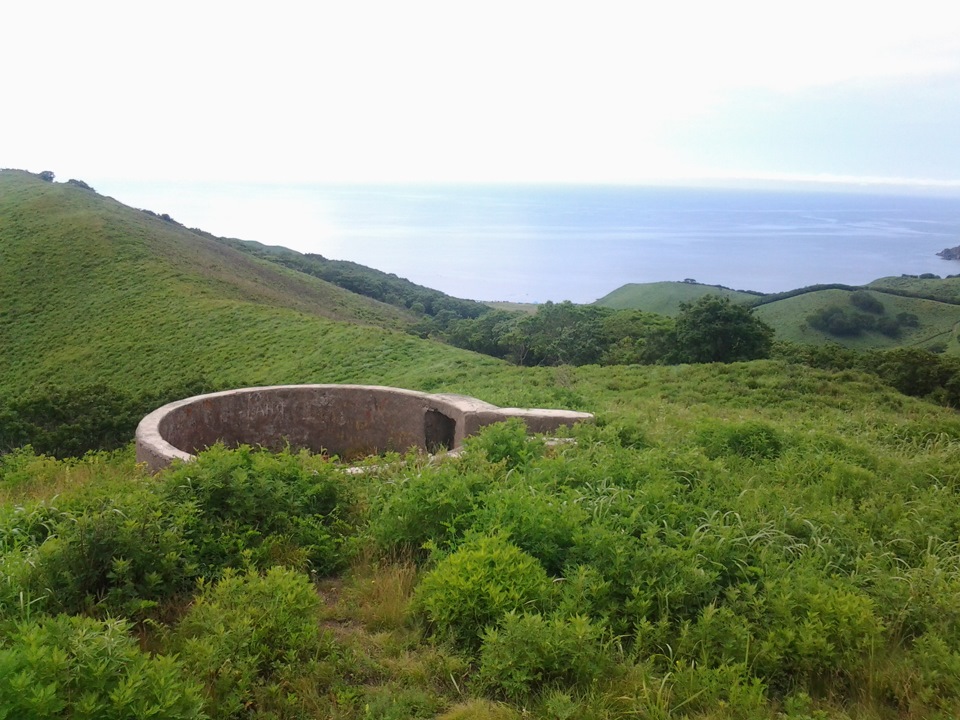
100,182 -> 960,304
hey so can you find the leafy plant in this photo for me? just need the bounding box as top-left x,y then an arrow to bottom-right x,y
696,420 -> 785,460
413,534 -> 552,650
171,566 -> 330,719
26,489 -> 197,617
0,614 -> 204,719
463,418 -> 545,470
161,444 -> 346,576
478,612 -> 611,699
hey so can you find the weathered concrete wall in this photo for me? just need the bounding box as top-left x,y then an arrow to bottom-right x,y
136,384 -> 592,472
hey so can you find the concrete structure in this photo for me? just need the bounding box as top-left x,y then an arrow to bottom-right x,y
136,384 -> 593,472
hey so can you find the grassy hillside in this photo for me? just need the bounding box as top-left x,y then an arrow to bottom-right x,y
868,273 -> 960,303
595,281 -> 760,314
755,287 -> 960,352
0,170 -> 502,393
213,235 -> 490,323
6,360 -> 960,719
598,278 -> 960,353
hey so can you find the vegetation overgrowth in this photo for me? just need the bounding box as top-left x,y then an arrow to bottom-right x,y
5,363 -> 960,718
5,168 -> 960,717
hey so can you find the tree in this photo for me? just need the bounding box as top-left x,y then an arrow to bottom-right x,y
38,170 -> 55,182
671,295 -> 774,363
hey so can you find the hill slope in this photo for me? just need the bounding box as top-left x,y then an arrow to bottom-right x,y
597,278 -> 960,352
0,170 -> 509,396
754,287 -> 960,351
595,281 -> 760,314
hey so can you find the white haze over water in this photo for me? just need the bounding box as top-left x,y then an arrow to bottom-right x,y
100,183 -> 960,304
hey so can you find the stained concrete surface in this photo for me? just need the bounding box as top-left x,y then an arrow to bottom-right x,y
136,384 -> 593,472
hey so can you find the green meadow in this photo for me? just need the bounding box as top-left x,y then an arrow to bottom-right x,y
4,169 -> 960,719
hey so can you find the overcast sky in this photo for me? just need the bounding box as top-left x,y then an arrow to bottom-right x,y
4,0 -> 960,190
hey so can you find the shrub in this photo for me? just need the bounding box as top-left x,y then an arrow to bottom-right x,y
464,418 -> 545,470
754,577 -> 884,687
671,295 -> 774,363
873,348 -> 960,403
807,305 -> 870,336
367,462 -> 488,556
876,316 -> 902,338
0,614 -> 203,719
473,483 -> 586,575
0,379 -> 215,458
171,566 -> 329,719
26,489 -> 197,617
696,420 -> 785,460
478,612 -> 611,699
66,178 -> 95,191
892,632 -> 960,712
413,535 -> 552,650
162,444 -> 345,576
897,312 -> 920,328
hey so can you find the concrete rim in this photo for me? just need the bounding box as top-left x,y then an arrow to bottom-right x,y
135,384 -> 592,472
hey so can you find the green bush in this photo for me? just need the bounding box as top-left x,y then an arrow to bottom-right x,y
0,379 -> 215,458
753,576 -> 884,687
473,483 -> 585,575
26,490 -> 197,617
0,614 -> 204,719
162,444 -> 345,576
463,418 -> 545,470
696,420 -> 785,460
478,612 -> 611,699
367,462 -> 489,556
893,632 -> 960,712
413,535 -> 553,650
849,290 -> 885,314
807,305 -> 872,337
171,566 -> 329,719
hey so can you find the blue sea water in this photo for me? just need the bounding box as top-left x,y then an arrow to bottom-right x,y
103,182 -> 960,303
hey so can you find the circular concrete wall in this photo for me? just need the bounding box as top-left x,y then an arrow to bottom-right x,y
136,384 -> 592,472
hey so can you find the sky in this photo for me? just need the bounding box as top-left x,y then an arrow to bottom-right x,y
4,0 -> 960,191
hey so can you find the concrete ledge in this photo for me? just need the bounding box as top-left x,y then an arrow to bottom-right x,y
135,384 -> 593,472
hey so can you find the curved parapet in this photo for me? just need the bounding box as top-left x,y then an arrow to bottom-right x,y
135,384 -> 593,472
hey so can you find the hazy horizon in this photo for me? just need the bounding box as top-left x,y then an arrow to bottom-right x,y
76,180 -> 960,304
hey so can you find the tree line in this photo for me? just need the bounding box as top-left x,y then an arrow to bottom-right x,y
443,295 -> 775,367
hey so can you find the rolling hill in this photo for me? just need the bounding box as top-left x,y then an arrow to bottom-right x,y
594,280 -> 760,314
597,279 -> 960,353
0,170 -> 508,395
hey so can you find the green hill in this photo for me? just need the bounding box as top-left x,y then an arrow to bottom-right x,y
595,280 -> 760,314
868,273 -> 960,303
212,235 -> 490,324
0,170 -> 500,394
597,278 -> 960,353
754,287 -> 960,352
